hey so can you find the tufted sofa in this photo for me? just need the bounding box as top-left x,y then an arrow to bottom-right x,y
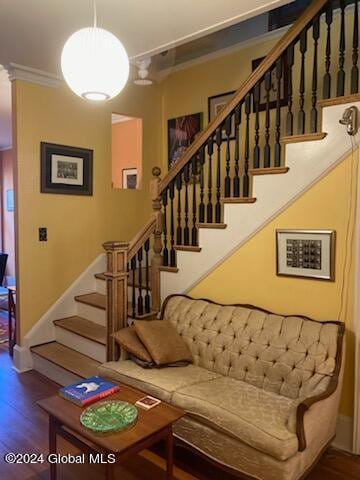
99,294 -> 345,480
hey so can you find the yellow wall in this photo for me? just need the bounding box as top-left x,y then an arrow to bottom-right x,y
190,154 -> 357,417
13,80 -> 162,342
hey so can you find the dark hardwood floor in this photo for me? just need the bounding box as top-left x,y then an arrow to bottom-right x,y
0,343 -> 359,480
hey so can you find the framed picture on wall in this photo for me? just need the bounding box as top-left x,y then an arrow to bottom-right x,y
276,229 -> 335,281
168,113 -> 203,169
122,168 -> 138,189
40,142 -> 93,195
208,91 -> 236,140
6,189 -> 14,212
251,56 -> 289,112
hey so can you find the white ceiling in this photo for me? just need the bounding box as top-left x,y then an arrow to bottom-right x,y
0,67 -> 11,150
0,0 -> 292,75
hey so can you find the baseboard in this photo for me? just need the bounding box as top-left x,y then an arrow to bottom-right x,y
333,414 -> 354,453
12,344 -> 33,373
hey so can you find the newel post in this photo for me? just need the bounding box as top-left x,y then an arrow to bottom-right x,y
150,167 -> 163,313
103,241 -> 129,361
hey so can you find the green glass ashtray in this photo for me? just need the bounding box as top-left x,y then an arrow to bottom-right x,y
80,400 -> 138,433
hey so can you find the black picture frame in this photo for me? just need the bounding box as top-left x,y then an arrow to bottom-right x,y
251,56 -> 289,112
40,142 -> 93,196
167,113 -> 203,170
208,91 -> 236,140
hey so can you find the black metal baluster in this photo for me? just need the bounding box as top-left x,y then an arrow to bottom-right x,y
234,104 -> 241,196
176,173 -> 182,245
191,155 -> 198,246
275,58 -> 282,167
162,189 -> 169,266
298,29 -> 307,134
352,0 -> 359,94
207,137 -> 214,223
144,238 -> 150,314
264,72 -> 271,167
131,256 -> 136,318
337,0 -> 346,97
311,15 -> 320,133
184,164 -> 190,244
243,94 -> 251,196
169,180 -> 176,267
137,247 -> 143,316
224,116 -> 232,197
215,127 -> 222,222
323,3 -> 333,99
253,83 -> 260,168
199,146 -> 205,222
286,44 -> 294,135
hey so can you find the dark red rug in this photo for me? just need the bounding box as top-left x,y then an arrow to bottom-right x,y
0,311 -> 8,343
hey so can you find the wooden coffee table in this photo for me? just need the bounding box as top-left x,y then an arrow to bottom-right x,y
38,383 -> 184,480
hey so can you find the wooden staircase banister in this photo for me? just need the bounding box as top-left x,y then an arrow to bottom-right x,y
158,0 -> 328,194
128,216 -> 156,260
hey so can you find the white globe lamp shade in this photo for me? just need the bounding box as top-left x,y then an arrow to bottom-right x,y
61,27 -> 129,101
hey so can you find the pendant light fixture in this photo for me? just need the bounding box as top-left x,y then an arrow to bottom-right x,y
61,2 -> 129,101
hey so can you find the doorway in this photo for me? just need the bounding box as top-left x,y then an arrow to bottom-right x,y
111,113 -> 143,190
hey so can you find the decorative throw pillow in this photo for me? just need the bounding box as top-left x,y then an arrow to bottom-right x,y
134,320 -> 193,366
112,326 -> 152,363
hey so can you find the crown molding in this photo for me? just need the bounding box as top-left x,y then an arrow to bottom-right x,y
7,63 -> 62,88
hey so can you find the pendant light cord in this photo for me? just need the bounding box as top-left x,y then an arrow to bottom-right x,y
93,1 -> 97,28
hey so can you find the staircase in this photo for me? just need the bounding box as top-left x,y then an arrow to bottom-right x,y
31,0 -> 360,383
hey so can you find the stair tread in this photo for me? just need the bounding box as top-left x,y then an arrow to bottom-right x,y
97,269 -> 152,290
127,302 -> 157,319
221,197 -> 256,204
318,93 -> 360,108
54,316 -> 106,345
75,292 -> 106,310
281,132 -> 327,144
249,167 -> 289,175
31,342 -> 100,378
95,273 -> 106,280
196,223 -> 227,229
174,245 -> 201,252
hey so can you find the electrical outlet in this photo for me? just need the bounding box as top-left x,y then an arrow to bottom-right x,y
39,227 -> 47,241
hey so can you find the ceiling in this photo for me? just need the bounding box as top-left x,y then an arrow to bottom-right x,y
0,67 -> 11,150
0,0 -> 292,75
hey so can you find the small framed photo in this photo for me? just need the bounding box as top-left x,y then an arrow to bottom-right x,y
122,168 -> 138,189
208,91 -> 236,140
251,56 -> 288,112
41,142 -> 93,195
276,229 -> 335,281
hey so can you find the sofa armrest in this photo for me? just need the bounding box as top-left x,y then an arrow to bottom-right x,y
296,324 -> 345,451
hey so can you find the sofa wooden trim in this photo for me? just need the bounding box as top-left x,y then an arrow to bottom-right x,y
160,293 -> 345,454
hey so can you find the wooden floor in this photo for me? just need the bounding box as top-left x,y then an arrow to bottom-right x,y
0,343 -> 359,480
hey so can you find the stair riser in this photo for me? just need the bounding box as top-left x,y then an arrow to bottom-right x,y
76,302 -> 106,326
95,278 -> 106,295
32,354 -> 83,386
55,327 -> 106,363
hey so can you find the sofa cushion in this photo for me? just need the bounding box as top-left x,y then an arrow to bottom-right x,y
98,360 -> 220,403
112,326 -> 153,363
134,319 -> 193,365
172,376 -> 299,461
162,295 -> 341,400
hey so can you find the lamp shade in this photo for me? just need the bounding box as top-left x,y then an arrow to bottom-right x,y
61,27 -> 129,101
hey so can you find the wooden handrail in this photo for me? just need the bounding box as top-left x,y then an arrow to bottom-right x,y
128,216 -> 156,260
158,0 -> 328,194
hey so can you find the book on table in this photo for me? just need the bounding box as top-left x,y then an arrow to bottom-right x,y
59,376 -> 120,406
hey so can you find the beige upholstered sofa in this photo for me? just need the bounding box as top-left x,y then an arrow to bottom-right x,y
99,294 -> 345,480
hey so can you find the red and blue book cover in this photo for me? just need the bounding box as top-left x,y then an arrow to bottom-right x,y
59,376 -> 120,407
